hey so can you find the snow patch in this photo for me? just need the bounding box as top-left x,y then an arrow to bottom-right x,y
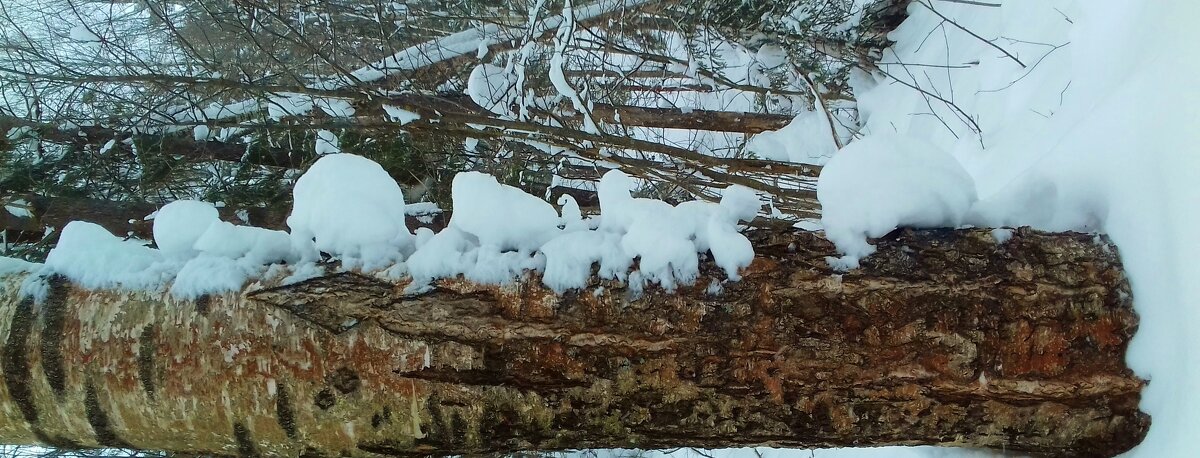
745,110 -> 844,165
44,222 -> 177,291
449,171 -> 561,252
289,153 -> 413,271
315,130 -> 340,155
383,105 -> 421,125
153,200 -> 220,257
817,134 -> 977,269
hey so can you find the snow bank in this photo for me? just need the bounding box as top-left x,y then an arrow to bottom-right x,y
288,153 -> 412,271
817,134 -> 976,269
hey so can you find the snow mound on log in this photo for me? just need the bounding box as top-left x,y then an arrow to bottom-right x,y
817,134 -> 977,270
195,221 -> 296,265
171,255 -> 255,300
449,171 -> 560,251
596,170 -> 760,288
45,221 -> 178,291
14,157 -> 761,299
403,168 -> 760,293
153,200 -> 220,257
288,153 -> 413,271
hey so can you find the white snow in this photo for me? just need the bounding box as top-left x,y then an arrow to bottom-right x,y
14,1 -> 1200,455
540,230 -> 626,293
595,170 -> 760,288
720,185 -> 763,223
99,138 -> 118,154
282,262 -> 324,285
171,255 -> 253,300
467,64 -> 517,116
288,153 -> 413,271
837,1 -> 1200,456
68,25 -> 101,43
745,110 -> 844,165
448,171 -> 561,252
817,134 -> 977,269
44,222 -> 176,291
267,93 -> 314,120
192,125 -> 211,142
152,200 -> 220,257
755,44 -> 788,69
404,202 -> 441,216
0,257 -> 38,277
193,221 -> 295,265
557,194 -> 588,232
383,105 -> 421,125
596,169 -> 669,232
315,98 -> 356,118
315,130 -> 340,155
707,212 -> 754,281
406,226 -> 479,289
4,199 -> 32,218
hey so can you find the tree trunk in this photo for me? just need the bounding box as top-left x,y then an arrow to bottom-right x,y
0,228 -> 1147,457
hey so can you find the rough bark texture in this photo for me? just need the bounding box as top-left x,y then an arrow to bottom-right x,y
0,228 -> 1146,457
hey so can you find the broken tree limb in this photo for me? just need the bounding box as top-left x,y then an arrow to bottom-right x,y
0,228 -> 1147,456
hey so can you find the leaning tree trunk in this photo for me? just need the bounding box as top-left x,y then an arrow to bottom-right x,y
0,228 -> 1147,457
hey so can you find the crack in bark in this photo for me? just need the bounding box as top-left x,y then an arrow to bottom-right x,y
2,297 -> 39,425
137,324 -> 157,399
398,368 -> 589,390
0,295 -> 80,447
276,381 -> 298,439
84,379 -> 133,448
233,422 -> 260,457
39,275 -> 70,399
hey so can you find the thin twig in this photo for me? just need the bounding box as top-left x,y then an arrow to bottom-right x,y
919,1 -> 1026,68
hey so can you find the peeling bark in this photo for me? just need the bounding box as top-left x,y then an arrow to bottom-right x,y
0,228 -> 1147,457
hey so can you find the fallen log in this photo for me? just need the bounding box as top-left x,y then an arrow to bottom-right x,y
0,228 -> 1147,456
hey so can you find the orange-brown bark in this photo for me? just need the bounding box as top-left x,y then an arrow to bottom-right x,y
0,228 -> 1146,457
